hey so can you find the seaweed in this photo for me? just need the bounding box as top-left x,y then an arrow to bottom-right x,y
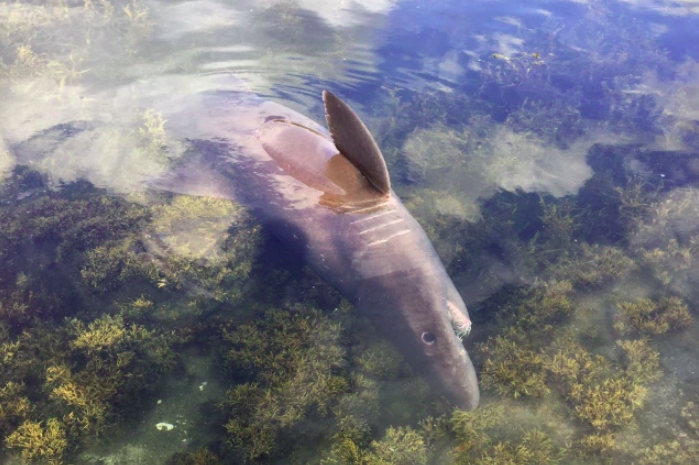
364,427 -> 428,465
5,418 -> 67,465
545,337 -> 648,434
616,339 -> 662,385
0,382 -> 31,440
331,374 -> 380,445
639,237 -> 699,288
167,448 -> 223,465
480,327 -> 549,399
218,305 -> 348,462
321,426 -> 428,465
450,404 -> 568,464
614,297 -> 692,337
354,340 -> 406,381
450,404 -> 508,456
549,244 -> 637,289
470,429 -> 561,465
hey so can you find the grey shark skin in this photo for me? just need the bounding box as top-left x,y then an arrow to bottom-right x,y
156,78 -> 480,410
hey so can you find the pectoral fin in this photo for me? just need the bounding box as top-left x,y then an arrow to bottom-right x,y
322,91 -> 391,195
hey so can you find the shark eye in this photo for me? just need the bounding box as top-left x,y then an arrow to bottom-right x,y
421,332 -> 436,345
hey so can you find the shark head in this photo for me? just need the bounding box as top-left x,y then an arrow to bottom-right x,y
385,264 -> 480,411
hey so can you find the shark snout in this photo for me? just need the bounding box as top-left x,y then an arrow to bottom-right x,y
451,347 -> 480,411
423,319 -> 480,411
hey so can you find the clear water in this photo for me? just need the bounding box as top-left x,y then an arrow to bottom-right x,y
1,0 -> 699,464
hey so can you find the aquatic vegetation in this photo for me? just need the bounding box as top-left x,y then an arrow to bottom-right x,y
0,189 -> 150,266
545,338 -> 647,432
405,188 -> 479,227
44,312 -> 178,438
321,437 -> 365,465
616,339 -> 662,384
571,376 -> 646,431
450,404 -> 568,464
480,327 -> 549,399
400,125 -> 471,182
640,237 -> 699,288
147,195 -> 256,260
78,238 -> 157,292
632,188 -> 699,250
331,374 -> 380,445
136,108 -> 169,162
374,88 -> 467,154
630,438 -> 699,465
147,195 -> 260,290
0,39 -> 88,91
354,340 -> 406,381
218,304 -> 433,463
615,179 -> 657,227
219,305 -> 348,462
0,168 -> 260,308
417,414 -> 450,445
0,251 -> 180,463
479,280 -> 578,398
118,0 -> 153,47
538,197 -> 578,250
403,189 -> 478,266
0,0 -> 155,101
682,402 -> 699,435
364,426 -> 428,465
450,404 -> 508,455
516,280 -> 574,330
614,297 -> 692,337
5,418 -> 67,465
322,426 -> 428,465
167,448 -> 223,465
0,382 -> 31,439
471,429 -> 561,465
578,432 -> 617,457
628,400 -> 699,464
550,244 -> 637,288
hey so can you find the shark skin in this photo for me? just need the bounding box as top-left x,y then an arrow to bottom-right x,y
155,78 -> 480,410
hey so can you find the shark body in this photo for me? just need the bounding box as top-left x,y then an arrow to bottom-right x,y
151,77 -> 480,410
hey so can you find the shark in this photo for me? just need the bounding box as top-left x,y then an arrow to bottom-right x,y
16,75 -> 477,410
147,76 -> 480,410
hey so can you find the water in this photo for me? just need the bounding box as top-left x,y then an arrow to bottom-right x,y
1,0 -> 699,464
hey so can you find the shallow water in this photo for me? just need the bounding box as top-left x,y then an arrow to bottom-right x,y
2,0 -> 699,464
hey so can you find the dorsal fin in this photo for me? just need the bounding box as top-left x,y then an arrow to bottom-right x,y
322,91 -> 391,195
